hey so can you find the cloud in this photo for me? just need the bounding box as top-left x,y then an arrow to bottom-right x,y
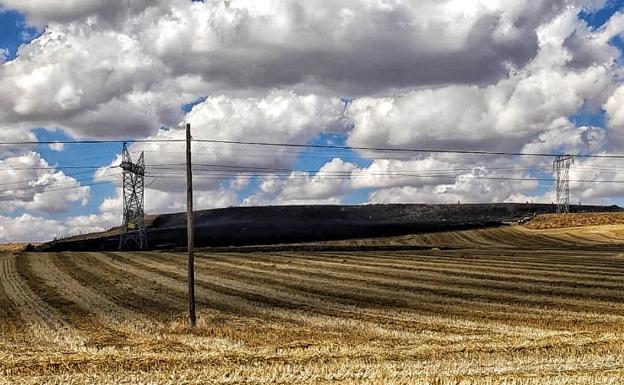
0,0 -> 158,26
48,141 -> 64,152
244,154 -> 544,205
0,24 -> 181,139
0,198 -> 120,243
141,0 -> 581,95
97,90 -> 343,191
245,158 -> 359,205
0,213 -> 67,242
605,84 -> 624,142
0,1 -> 616,147
0,124 -> 37,158
0,1 -> 600,142
368,175 -> 540,205
0,0 -> 623,241
84,5 -> 622,214
0,152 -> 90,213
343,9 -> 620,156
89,90 -> 347,215
567,155 -> 624,202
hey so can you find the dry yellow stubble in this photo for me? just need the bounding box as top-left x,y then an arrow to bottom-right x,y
1,224 -> 624,384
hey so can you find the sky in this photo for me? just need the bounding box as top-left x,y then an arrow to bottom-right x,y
0,0 -> 623,242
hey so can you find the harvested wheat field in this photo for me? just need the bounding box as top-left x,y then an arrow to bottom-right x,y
523,212 -> 624,230
0,244 -> 30,253
2,226 -> 624,384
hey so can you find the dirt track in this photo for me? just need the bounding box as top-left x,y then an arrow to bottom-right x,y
2,226 -> 624,384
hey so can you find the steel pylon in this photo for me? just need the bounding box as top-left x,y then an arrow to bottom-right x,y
553,155 -> 574,214
119,143 -> 147,249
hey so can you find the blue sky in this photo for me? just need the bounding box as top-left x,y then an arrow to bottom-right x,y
0,3 -> 379,215
0,9 -> 38,60
0,1 -> 623,224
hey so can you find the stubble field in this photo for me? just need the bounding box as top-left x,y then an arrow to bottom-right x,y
2,225 -> 624,384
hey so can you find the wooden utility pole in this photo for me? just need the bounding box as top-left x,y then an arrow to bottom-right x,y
186,123 -> 196,327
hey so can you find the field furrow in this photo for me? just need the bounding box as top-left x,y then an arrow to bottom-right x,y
196,252 -> 624,328
203,251 -> 624,302
55,252 -> 186,319
1,253 -> 83,348
127,252 -> 624,341
2,232 -> 624,384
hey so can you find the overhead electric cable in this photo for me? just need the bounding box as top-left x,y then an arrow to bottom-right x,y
0,180 -> 113,201
145,173 -> 624,184
0,173 -> 120,196
0,169 -> 113,187
191,138 -> 624,159
0,137 -> 622,159
0,139 -> 186,145
0,165 -> 116,171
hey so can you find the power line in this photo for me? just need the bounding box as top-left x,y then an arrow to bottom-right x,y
0,163 -> 180,172
145,173 -> 624,184
148,163 -> 616,177
150,169 -> 541,178
0,161 -> 622,203
0,169 -> 109,187
0,169 -> 621,202
0,137 -> 623,159
3,138 -> 624,202
0,172 -> 119,197
150,162 -> 547,172
0,180 -> 113,201
191,139 -> 624,159
0,139 -> 186,146
0,166 -> 119,196
0,165 -> 115,171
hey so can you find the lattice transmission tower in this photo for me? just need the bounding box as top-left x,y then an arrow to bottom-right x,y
553,155 -> 574,214
339,97 -> 355,131
119,143 -> 147,250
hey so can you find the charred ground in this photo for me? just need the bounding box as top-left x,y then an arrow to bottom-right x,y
40,203 -> 623,252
